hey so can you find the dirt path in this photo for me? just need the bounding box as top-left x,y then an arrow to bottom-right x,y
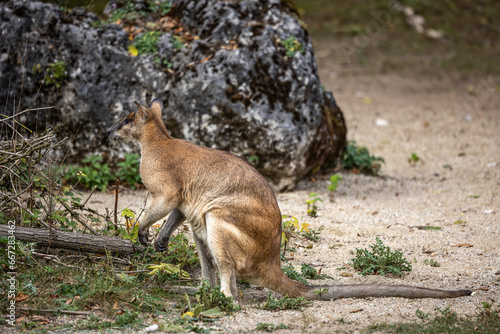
215,60 -> 499,332
83,42 -> 500,333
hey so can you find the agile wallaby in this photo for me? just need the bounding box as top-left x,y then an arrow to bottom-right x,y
107,99 -> 472,300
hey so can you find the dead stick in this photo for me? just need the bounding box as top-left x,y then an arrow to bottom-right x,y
18,308 -> 95,315
81,185 -> 98,207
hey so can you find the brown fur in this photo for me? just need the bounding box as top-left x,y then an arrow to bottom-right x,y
107,99 -> 472,301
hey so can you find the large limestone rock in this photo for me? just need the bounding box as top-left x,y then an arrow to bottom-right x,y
0,0 -> 346,190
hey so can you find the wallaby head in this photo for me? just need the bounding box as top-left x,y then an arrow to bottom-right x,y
107,99 -> 168,142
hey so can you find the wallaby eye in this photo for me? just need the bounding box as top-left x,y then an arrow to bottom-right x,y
124,118 -> 131,125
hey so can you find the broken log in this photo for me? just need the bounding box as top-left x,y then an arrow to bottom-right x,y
0,225 -> 146,255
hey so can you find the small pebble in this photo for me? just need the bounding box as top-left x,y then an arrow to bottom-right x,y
145,324 -> 159,332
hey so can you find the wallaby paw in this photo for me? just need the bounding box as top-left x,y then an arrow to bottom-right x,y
154,240 -> 168,252
138,232 -> 150,247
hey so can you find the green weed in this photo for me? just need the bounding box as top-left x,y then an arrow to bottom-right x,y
300,226 -> 323,242
63,154 -> 143,191
133,31 -> 161,56
262,292 -> 311,311
300,263 -> 332,280
314,287 -> 329,298
306,192 -> 322,217
256,322 -> 289,331
408,152 -> 421,165
327,174 -> 343,201
116,153 -> 142,189
415,309 -> 431,320
164,232 -> 200,269
281,36 -> 305,58
192,279 -> 240,314
343,140 -> 385,175
282,263 -> 308,284
423,259 -> 440,267
350,237 -> 412,276
64,155 -> 115,191
281,215 -> 309,257
44,60 -> 68,88
247,155 -> 259,165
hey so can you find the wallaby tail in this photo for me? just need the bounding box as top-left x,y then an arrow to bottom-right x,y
264,266 -> 471,301
303,284 -> 472,300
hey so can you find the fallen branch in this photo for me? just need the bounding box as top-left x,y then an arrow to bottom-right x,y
0,225 -> 145,255
18,308 -> 95,316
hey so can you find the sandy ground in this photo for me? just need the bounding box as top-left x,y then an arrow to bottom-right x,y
79,42 -> 500,333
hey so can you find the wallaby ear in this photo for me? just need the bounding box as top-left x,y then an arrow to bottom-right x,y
134,101 -> 150,122
149,98 -> 163,119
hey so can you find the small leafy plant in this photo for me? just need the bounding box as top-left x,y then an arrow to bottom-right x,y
350,238 -> 412,276
44,60 -> 68,88
314,287 -> 329,298
133,31 -> 161,56
63,154 -> 143,191
64,155 -> 115,191
281,36 -> 305,58
306,192 -> 322,217
192,279 -> 240,314
281,215 -> 309,257
247,155 -> 259,165
116,153 -> 142,189
409,152 -> 421,165
343,140 -> 385,175
282,263 -> 307,284
423,258 -> 440,267
327,174 -> 343,201
300,226 -> 323,242
300,263 -> 332,280
165,232 -> 200,269
262,292 -> 311,311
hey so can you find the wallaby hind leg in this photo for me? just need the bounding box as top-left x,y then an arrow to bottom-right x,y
193,232 -> 218,287
138,197 -> 176,246
154,208 -> 185,252
205,211 -> 240,299
219,263 -> 238,299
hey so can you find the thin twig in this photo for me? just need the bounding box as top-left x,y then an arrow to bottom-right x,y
0,106 -> 55,122
52,192 -> 98,235
31,251 -> 77,268
81,185 -> 98,207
